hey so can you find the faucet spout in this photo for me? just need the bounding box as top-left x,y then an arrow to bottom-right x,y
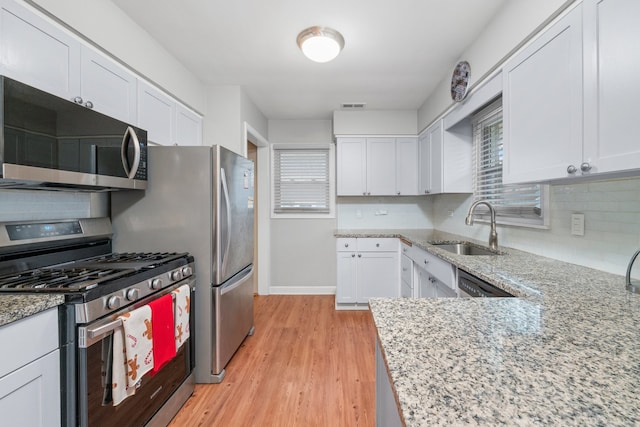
465,201 -> 498,250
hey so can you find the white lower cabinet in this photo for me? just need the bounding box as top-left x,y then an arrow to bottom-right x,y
0,308 -> 60,427
376,341 -> 402,427
336,238 -> 400,308
409,246 -> 457,298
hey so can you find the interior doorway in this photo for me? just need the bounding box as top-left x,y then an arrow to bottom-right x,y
246,141 -> 258,294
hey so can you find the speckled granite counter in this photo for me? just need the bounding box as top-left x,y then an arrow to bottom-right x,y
0,294 -> 64,327
336,229 -> 640,426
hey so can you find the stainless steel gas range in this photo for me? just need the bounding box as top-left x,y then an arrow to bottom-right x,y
0,217 -> 195,427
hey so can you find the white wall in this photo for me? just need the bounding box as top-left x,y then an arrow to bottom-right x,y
433,177 -> 640,276
333,110 -> 417,135
268,120 -> 337,294
28,0 -> 206,113
417,0 -> 571,131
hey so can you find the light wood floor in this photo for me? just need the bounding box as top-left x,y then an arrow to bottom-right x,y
169,295 -> 376,426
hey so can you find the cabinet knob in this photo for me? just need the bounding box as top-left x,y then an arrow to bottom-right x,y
580,162 -> 592,173
397,191 -> 400,195
73,96 -> 83,104
351,254 -> 355,257
567,165 -> 577,174
402,267 -> 407,272
358,254 -> 362,258
402,247 -> 407,252
84,100 -> 94,109
376,243 -> 380,247
367,192 -> 371,195
344,243 -> 349,248
363,192 -> 367,195
424,259 -> 429,264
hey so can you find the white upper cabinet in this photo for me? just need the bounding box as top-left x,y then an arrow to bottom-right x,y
395,137 -> 418,195
0,0 -> 80,100
502,4 -> 584,184
337,137 -> 367,195
175,103 -> 203,146
138,80 -> 175,146
366,137 -> 396,196
138,80 -> 203,146
337,137 -> 418,196
419,119 -> 471,194
80,47 -> 137,124
582,0 -> 640,175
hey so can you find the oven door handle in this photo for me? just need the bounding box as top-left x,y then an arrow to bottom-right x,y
83,318 -> 123,343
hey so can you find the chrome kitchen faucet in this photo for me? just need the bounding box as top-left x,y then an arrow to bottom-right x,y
465,201 -> 498,251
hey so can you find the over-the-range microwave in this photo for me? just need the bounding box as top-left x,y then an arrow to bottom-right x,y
0,76 -> 147,190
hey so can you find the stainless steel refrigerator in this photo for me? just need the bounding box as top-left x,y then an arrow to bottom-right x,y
110,145 -> 254,383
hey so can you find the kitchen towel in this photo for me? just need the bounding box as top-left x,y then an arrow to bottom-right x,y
112,326 -> 135,406
172,285 -> 191,350
120,304 -> 154,387
149,293 -> 176,374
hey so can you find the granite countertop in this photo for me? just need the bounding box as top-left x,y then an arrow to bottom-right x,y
0,294 -> 65,327
336,229 -> 640,426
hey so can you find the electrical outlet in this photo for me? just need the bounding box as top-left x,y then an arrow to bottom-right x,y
571,213 -> 585,236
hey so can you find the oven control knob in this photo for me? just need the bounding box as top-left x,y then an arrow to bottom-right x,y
126,288 -> 140,301
106,296 -> 122,310
182,266 -> 193,277
171,271 -> 183,281
150,278 -> 163,290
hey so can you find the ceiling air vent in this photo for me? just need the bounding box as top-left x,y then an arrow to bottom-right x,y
340,103 -> 366,110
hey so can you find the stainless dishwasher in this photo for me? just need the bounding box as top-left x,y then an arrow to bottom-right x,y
458,270 -> 514,298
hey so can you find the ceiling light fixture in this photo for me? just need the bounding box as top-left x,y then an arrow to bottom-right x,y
296,26 -> 345,63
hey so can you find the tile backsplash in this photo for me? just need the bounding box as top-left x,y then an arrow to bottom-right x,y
433,177 -> 640,276
337,196 -> 433,229
0,189 -> 108,222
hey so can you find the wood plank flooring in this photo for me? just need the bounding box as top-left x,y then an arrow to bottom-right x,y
169,295 -> 376,426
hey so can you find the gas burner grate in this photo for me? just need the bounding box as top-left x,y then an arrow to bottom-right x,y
0,267 -> 135,291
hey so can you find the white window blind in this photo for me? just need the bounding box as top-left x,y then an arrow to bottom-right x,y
273,146 -> 330,214
472,99 -> 546,225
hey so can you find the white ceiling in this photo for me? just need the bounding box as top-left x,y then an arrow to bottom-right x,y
111,0 -> 507,120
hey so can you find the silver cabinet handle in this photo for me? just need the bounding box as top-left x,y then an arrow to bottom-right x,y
351,254 -> 355,257
376,243 -> 380,247
397,191 -> 400,195
363,192 -> 366,195
580,162 -> 592,172
358,254 -> 362,258
85,100 -> 94,109
424,259 -> 429,264
567,165 -> 577,174
73,96 -> 83,104
344,243 -> 349,248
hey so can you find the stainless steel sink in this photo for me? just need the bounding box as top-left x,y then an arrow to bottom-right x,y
431,242 -> 502,256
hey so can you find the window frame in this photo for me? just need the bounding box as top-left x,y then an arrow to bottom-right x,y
270,143 -> 335,219
471,98 -> 550,228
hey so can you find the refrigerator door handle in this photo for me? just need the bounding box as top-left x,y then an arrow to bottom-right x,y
220,266 -> 253,296
220,167 -> 232,277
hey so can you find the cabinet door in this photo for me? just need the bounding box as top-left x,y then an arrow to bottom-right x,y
175,103 -> 203,146
0,0 -> 80,100
583,0 -> 640,174
417,269 -> 437,298
80,46 -> 137,124
418,133 -> 431,195
337,138 -> 367,196
502,5 -> 583,183
367,138 -> 396,196
357,251 -> 399,302
0,350 -> 60,427
429,124 -> 444,194
138,80 -> 175,146
336,251 -> 358,304
395,138 -> 418,195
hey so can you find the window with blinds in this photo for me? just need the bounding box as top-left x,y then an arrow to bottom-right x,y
272,145 -> 331,214
472,99 -> 548,226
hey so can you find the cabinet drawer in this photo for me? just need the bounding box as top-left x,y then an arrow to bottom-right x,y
401,254 -> 413,285
336,238 -> 357,252
357,238 -> 399,252
0,308 -> 59,379
413,247 -> 455,288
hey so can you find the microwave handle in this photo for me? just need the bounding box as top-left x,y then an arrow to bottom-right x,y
120,126 -> 141,179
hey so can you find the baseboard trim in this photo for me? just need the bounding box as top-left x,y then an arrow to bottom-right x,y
269,286 -> 336,295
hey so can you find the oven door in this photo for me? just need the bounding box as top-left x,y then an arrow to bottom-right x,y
76,279 -> 195,427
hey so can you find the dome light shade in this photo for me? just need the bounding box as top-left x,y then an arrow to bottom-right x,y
297,26 -> 345,63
